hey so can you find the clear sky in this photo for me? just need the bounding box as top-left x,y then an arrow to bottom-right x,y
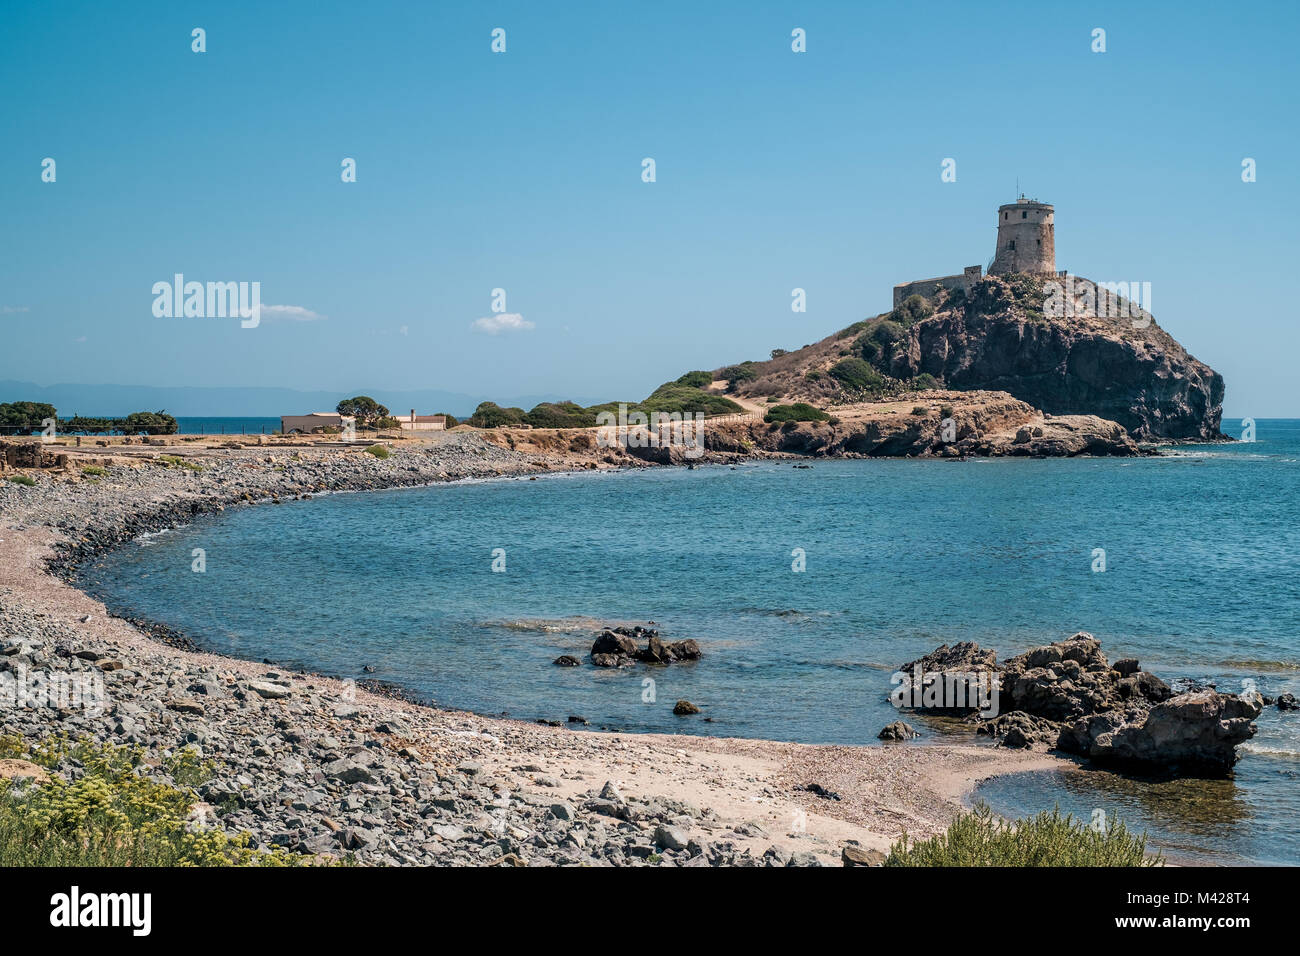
2,0 -> 1295,417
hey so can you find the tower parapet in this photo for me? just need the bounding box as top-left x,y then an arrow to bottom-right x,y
990,198 -> 1054,275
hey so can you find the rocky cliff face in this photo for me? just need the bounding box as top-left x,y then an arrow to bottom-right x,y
888,275 -> 1225,441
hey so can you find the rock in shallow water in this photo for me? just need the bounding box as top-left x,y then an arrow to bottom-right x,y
877,720 -> 917,741
902,631 -> 1262,776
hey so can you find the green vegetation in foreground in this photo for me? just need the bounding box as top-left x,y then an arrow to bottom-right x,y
0,735 -> 316,866
467,372 -> 743,429
7,474 -> 36,486
364,444 -> 391,458
884,803 -> 1160,867
81,465 -> 107,476
156,454 -> 203,471
764,402 -> 831,424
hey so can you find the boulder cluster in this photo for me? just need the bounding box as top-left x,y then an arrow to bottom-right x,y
898,632 -> 1262,776
588,626 -> 701,668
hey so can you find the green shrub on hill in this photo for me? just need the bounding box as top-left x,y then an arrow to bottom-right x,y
466,379 -> 742,432
525,401 -> 595,429
839,317 -> 880,338
855,318 -> 907,368
674,370 -> 714,389
640,383 -> 743,417
890,293 -> 934,326
720,362 -> 759,390
468,402 -> 528,428
764,403 -> 830,423
829,357 -> 885,393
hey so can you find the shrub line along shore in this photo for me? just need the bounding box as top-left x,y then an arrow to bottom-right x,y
1,431 -> 1073,866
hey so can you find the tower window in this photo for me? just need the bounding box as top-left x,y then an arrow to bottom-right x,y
1037,239 -> 1041,245
1003,213 -> 1007,220
1022,211 -> 1027,219
1008,240 -> 1016,250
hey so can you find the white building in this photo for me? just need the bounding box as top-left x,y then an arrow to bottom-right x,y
395,410 -> 446,431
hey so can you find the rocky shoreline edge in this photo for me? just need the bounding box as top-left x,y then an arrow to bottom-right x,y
0,434 -> 1118,866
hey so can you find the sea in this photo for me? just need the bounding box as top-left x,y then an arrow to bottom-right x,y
172,417 -> 282,435
78,418 -> 1300,865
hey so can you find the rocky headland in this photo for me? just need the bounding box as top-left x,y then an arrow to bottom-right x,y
714,272 -> 1225,448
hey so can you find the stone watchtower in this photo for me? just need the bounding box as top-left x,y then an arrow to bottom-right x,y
989,197 -> 1055,275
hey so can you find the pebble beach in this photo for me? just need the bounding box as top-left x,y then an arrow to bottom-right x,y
0,433 -> 1066,866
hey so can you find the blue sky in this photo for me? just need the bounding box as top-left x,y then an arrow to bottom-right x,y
2,0 -> 1296,417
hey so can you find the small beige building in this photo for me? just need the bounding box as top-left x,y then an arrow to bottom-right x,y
280,412 -> 354,434
395,410 -> 446,432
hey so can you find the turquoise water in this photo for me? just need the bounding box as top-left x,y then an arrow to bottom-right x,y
173,417 -> 281,435
81,420 -> 1300,863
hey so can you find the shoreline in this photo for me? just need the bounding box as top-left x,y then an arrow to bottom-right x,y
1,433 -> 1095,865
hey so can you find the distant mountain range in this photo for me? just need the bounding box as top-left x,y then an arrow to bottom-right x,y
0,381 -> 604,421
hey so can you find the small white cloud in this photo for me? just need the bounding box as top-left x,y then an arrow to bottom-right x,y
1,305 -> 30,314
73,335 -> 86,343
261,304 -> 326,321
472,312 -> 534,335
399,325 -> 409,336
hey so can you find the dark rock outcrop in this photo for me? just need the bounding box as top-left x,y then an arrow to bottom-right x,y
897,631 -> 1261,776
1057,690 -> 1261,774
889,275 -> 1225,441
894,641 -> 998,716
589,627 -> 702,668
975,711 -> 1060,749
878,720 -> 918,741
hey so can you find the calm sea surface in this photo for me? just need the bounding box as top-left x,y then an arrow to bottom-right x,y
172,417 -> 281,435
81,419 -> 1300,864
